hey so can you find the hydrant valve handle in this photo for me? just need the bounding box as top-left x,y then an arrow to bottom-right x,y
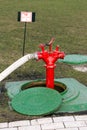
48,37 -> 55,52
39,44 -> 45,52
39,38 -> 55,52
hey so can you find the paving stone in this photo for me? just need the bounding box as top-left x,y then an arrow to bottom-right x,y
9,120 -> 30,127
31,117 -> 53,125
0,128 -> 17,130
43,129 -> 54,130
85,121 -> 87,125
75,115 -> 87,121
1,115 -> 87,130
41,122 -> 64,130
53,116 -> 75,122
37,117 -> 53,124
64,121 -> 86,128
30,119 -> 38,125
56,128 -> 78,130
79,127 -> 87,130
0,123 -> 8,128
18,125 -> 41,130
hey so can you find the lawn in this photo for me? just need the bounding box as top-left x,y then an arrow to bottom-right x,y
0,0 -> 87,122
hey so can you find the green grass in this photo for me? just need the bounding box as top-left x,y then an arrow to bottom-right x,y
0,0 -> 87,122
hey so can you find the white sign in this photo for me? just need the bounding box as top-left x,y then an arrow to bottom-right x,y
21,12 -> 33,22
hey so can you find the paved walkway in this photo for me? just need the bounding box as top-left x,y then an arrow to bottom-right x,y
0,115 -> 87,130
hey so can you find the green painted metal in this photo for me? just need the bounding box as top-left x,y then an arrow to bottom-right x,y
55,78 -> 87,113
5,80 -> 29,99
5,78 -> 87,114
58,54 -> 87,64
11,87 -> 62,116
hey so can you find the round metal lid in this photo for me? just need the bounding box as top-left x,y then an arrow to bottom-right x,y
58,54 -> 87,64
11,87 -> 62,116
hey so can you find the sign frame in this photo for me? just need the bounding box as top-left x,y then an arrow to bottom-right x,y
18,11 -> 35,22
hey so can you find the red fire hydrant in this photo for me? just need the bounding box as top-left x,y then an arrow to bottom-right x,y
37,38 -> 65,89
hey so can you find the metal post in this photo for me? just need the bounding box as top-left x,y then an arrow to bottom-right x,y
23,22 -> 27,56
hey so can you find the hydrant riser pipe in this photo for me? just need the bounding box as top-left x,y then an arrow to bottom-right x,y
46,66 -> 55,89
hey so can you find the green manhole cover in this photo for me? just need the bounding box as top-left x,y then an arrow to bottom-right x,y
11,87 -> 62,116
58,54 -> 87,64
